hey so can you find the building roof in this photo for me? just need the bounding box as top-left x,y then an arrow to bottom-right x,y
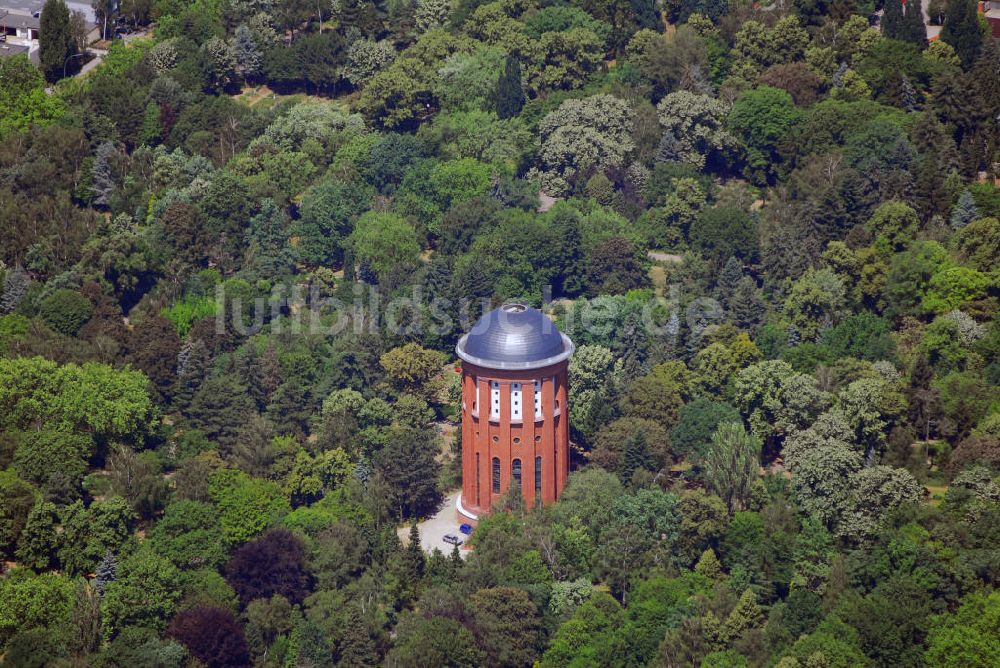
456,304 -> 574,370
0,11 -> 40,29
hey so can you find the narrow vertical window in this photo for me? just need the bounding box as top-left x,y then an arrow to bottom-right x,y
490,381 -> 500,419
492,457 -> 501,493
534,379 -> 542,418
535,456 -> 542,505
476,452 -> 481,507
511,382 -> 522,419
512,458 -> 522,486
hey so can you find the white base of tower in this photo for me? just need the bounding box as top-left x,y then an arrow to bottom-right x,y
456,493 -> 479,521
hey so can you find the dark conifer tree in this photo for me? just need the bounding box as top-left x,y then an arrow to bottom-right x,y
940,0 -> 983,68
495,55 -> 525,119
94,551 -> 117,595
617,310 -> 650,381
631,0 -> 661,30
716,256 -> 744,308
338,610 -> 377,667
404,524 -> 426,581
39,0 -> 75,82
881,0 -> 904,40
620,432 -> 654,484
901,0 -> 928,47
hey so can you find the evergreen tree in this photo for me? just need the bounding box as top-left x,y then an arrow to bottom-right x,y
94,550 -> 117,595
901,0 -> 928,47
414,0 -> 449,32
882,0 -> 904,40
617,311 -> 651,381
722,588 -> 765,642
694,548 -> 722,579
1,266 -> 28,314
404,524 -> 426,581
91,142 -> 116,208
730,277 -> 763,331
245,198 -> 294,280
832,61 -> 849,88
450,543 -> 463,572
174,339 -> 210,410
950,189 -> 980,229
15,501 -> 61,570
940,0 -> 982,68
233,24 -> 262,83
40,0 -> 75,82
186,373 -> 256,449
495,55 -> 525,120
552,211 -> 588,297
899,73 -> 917,111
631,0 -> 662,31
620,432 -> 655,484
655,131 -> 683,163
338,607 -> 377,667
716,256 -> 743,308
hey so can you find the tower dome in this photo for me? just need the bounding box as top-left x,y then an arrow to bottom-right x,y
457,304 -> 574,369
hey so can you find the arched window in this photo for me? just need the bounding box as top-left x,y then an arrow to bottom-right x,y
512,458 -> 522,486
492,457 -> 501,493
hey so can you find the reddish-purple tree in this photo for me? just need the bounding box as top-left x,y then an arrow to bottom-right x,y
166,606 -> 251,668
225,528 -> 313,607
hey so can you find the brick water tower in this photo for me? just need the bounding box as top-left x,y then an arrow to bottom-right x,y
455,304 -> 575,520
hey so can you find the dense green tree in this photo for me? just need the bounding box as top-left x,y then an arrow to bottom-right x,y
494,54 -> 525,119
702,422 -> 761,512
388,614 -> 485,667
925,591 -> 1000,667
470,587 -> 545,668
0,469 -> 36,560
208,468 -> 290,546
728,86 -> 801,185
940,0 -> 982,68
58,497 -> 136,576
348,211 -> 421,289
882,0 -> 905,40
101,546 -> 182,639
39,0 -> 75,83
375,426 -> 442,519
148,500 -> 228,570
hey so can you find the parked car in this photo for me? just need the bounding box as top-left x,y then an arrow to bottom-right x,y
459,523 -> 473,535
443,533 -> 463,546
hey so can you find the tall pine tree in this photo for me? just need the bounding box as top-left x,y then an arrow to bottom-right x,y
495,54 -> 525,119
882,0 -> 905,40
901,0 -> 928,47
940,0 -> 982,68
40,0 -> 75,82
620,432 -> 655,484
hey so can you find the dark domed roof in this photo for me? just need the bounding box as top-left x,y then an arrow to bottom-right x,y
456,304 -> 574,370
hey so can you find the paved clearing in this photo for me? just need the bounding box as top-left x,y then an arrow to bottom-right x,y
397,490 -> 470,558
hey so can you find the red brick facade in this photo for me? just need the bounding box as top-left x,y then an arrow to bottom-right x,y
459,360 -> 570,516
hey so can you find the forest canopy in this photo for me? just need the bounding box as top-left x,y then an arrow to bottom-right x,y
0,0 -> 999,665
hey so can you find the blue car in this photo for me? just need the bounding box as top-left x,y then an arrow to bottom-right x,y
459,523 -> 473,536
